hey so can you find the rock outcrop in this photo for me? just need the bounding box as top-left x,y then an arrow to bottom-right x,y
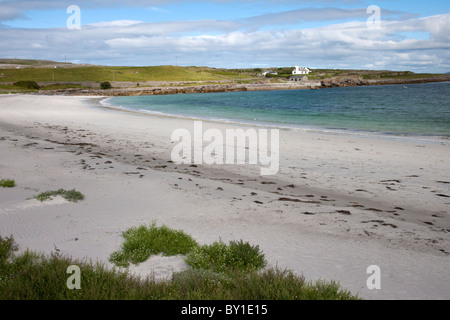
321,76 -> 364,88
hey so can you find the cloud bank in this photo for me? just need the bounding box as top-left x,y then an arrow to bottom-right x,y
0,2 -> 449,72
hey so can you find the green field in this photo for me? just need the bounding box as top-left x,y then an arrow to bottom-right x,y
0,65 -> 254,83
307,69 -> 442,80
0,59 -> 445,91
262,67 -> 442,80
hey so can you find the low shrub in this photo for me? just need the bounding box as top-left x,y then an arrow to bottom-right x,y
0,235 -> 18,266
185,239 -> 266,274
34,189 -> 84,202
109,223 -> 199,267
13,81 -> 40,90
0,235 -> 360,300
0,179 -> 15,188
100,81 -> 112,89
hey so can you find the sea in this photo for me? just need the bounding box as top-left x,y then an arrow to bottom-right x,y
101,82 -> 450,144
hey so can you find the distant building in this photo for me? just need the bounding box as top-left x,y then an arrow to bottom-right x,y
292,65 -> 310,75
262,70 -> 278,77
289,75 -> 308,82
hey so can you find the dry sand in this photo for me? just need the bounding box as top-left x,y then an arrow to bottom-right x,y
0,94 -> 449,299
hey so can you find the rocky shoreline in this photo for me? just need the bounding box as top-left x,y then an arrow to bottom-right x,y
319,74 -> 450,88
3,74 -> 449,96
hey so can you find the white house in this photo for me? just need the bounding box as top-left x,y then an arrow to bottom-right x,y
292,65 -> 310,75
262,70 -> 278,77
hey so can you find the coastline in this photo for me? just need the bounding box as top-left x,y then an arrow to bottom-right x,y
3,74 -> 450,97
0,94 -> 449,299
98,95 -> 450,146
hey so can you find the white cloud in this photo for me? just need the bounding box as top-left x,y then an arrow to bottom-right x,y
88,20 -> 144,27
244,6 -> 417,27
0,6 -> 448,72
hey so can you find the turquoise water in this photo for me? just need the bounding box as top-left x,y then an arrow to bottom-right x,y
104,82 -> 450,138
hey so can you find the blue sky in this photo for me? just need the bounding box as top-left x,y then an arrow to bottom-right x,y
0,0 -> 449,72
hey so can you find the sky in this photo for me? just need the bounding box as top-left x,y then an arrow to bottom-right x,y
0,0 -> 449,72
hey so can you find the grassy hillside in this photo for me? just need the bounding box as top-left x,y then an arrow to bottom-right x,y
306,69 -> 442,80
0,65 -> 253,82
0,60 -> 445,90
0,59 -> 71,66
262,67 -> 442,80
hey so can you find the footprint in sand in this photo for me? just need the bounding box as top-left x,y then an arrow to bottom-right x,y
336,210 -> 351,215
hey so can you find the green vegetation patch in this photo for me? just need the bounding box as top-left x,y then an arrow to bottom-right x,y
0,235 -> 18,266
185,239 -> 266,274
39,84 -> 87,90
0,179 -> 15,188
0,65 -> 257,83
109,223 -> 266,274
109,223 -> 199,267
13,80 -> 39,90
0,59 -> 65,66
34,189 -> 84,202
171,268 -> 358,300
100,81 -> 112,89
0,235 -> 359,300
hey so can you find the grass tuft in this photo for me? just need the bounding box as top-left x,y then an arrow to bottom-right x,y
34,189 -> 84,202
0,235 -> 360,300
0,179 -> 15,188
0,235 -> 18,266
13,80 -> 40,90
109,223 -> 199,267
185,239 -> 266,274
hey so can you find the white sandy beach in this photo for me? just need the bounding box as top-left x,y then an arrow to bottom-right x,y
0,94 -> 449,300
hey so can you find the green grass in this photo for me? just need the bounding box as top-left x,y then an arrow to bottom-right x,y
0,83 -> 89,91
109,223 -> 199,267
34,188 -> 84,202
362,72 -> 441,80
107,223 -> 358,299
306,69 -> 442,80
1,63 -> 443,87
185,240 -> 266,274
39,84 -> 88,90
0,179 -> 15,188
0,66 -> 248,83
0,235 -> 360,300
0,84 -> 37,91
13,80 -> 40,89
0,59 -> 69,66
109,224 -> 267,273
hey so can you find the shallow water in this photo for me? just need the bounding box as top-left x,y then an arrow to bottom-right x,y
104,82 -> 450,139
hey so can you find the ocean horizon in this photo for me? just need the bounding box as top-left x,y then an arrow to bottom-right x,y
102,81 -> 450,144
